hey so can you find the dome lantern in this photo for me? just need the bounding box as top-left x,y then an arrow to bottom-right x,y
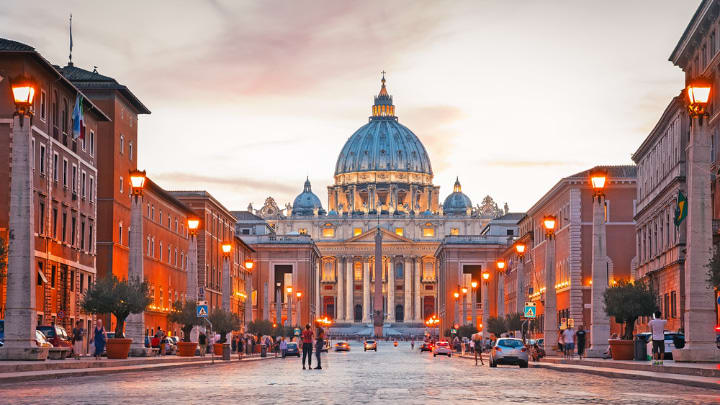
372,71 -> 396,120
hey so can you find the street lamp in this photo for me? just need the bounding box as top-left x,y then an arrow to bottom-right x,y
129,170 -> 146,196
471,280 -> 479,330
244,259 -> 254,270
496,260 -> 506,271
11,75 -> 36,126
126,168 -> 148,355
187,217 -> 200,235
453,291 -> 460,327
514,243 -> 526,257
514,242 -> 527,315
543,215 -> 557,239
286,286 -> 293,327
221,242 -> 232,313
587,167 -> 610,357
481,271 -> 490,340
686,76 -> 712,117
542,213 -> 558,354
296,291 -> 302,326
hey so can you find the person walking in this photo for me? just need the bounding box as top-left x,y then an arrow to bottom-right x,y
472,332 -> 484,366
92,319 -> 107,360
576,325 -> 587,360
557,330 -> 565,356
410,339 -> 415,351
198,332 -> 207,357
562,326 -> 576,359
648,310 -> 667,365
314,327 -> 325,370
72,320 -> 85,360
280,337 -> 288,358
301,324 -> 314,370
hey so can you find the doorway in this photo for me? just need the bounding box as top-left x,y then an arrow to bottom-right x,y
354,304 -> 362,322
395,305 -> 404,322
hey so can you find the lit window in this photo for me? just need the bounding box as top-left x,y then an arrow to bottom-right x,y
423,227 -> 434,237
298,228 -> 307,235
120,176 -> 124,194
395,228 -> 404,236
120,135 -> 124,154
354,262 -> 363,281
322,261 -> 335,282
353,228 -> 362,236
322,228 -> 335,238
450,227 -> 459,236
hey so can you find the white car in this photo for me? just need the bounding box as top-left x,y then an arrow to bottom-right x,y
433,341 -> 452,357
490,338 -> 529,368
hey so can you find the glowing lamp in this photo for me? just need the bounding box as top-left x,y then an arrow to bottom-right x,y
187,217 -> 200,233
286,286 -> 293,294
482,271 -> 490,281
471,280 -> 478,289
515,243 -> 526,255
11,75 -> 36,118
461,287 -> 468,294
543,215 -> 557,238
715,325 -> 720,332
129,170 -> 147,196
296,291 -> 302,298
222,243 -> 232,254
453,292 -> 460,299
244,260 -> 254,270
496,260 -> 506,270
686,77 -> 712,116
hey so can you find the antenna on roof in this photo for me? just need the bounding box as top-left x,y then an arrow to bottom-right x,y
68,14 -> 73,66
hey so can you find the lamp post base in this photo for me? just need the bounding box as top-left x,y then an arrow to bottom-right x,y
0,346 -> 49,361
129,347 -> 155,357
585,346 -> 609,358
672,346 -> 720,362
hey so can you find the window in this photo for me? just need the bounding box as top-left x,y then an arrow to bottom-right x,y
51,265 -> 56,288
129,141 -> 133,160
72,165 -> 77,193
40,89 -> 46,121
120,176 -> 124,194
62,159 -> 68,187
146,236 -> 151,255
31,139 -> 35,170
53,153 -> 59,182
71,216 -> 76,246
39,144 -> 46,174
322,228 -> 334,238
120,135 -> 125,154
62,212 -> 67,242
353,227 -> 362,236
298,228 -> 307,235
62,98 -> 68,133
89,224 -> 93,252
422,227 -> 434,237
450,227 -> 459,236
118,222 -> 123,245
160,242 -> 163,261
52,207 -> 58,238
37,262 -> 44,286
151,205 -> 155,220
671,291 -> 677,318
81,126 -> 86,150
151,238 -> 155,257
90,131 -> 95,156
167,245 -> 171,263
422,261 -> 435,281
395,228 -> 404,236
395,262 -> 404,279
354,262 -> 362,281
89,177 -> 94,202
81,171 -> 86,198
38,201 -> 45,234
322,261 -> 335,282
80,220 -> 85,250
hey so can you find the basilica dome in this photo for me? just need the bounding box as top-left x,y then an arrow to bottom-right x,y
334,75 -> 432,179
292,178 -> 325,216
443,177 -> 472,215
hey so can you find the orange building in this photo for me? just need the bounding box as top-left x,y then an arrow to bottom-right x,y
0,38 -> 109,333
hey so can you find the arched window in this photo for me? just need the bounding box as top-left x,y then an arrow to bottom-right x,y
422,261 -> 435,281
322,260 -> 335,282
395,262 -> 404,279
120,135 -> 125,154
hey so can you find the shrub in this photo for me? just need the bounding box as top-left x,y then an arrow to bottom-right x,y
81,275 -> 151,338
168,300 -> 203,342
604,280 -> 657,340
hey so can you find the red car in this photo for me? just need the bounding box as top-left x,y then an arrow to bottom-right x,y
420,342 -> 434,352
37,325 -> 72,352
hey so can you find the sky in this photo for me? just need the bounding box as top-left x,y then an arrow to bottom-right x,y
1,0 -> 701,212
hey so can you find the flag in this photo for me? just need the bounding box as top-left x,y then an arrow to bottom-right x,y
674,190 -> 688,226
72,94 -> 84,140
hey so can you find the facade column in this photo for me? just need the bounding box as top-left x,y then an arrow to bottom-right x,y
482,280 -> 489,339
127,188 -> 146,356
275,288 -> 281,325
245,273 -> 252,324
336,257 -> 345,321
587,194 -> 610,357
387,259 -> 395,321
404,257 -> 412,322
346,258 -> 353,321
0,115 -> 48,360
544,238 -> 558,354
315,260 -> 320,320
222,256 -> 230,311
674,114 -> 720,361
497,272 -> 505,318
363,259 -> 370,323
414,257 -> 422,322
515,258 -> 525,315
263,282 -> 269,320
471,283 -> 478,329
287,291 -> 293,327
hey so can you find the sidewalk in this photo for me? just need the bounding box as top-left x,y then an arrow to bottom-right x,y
0,353 -> 275,384
455,353 -> 720,390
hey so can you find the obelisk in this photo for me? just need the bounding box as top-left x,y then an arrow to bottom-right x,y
373,227 -> 384,337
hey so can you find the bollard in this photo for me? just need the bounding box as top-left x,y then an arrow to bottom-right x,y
261,344 -> 267,357
222,343 -> 231,361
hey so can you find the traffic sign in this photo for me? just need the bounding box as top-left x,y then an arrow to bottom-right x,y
523,305 -> 536,318
294,328 -> 301,336
560,318 -> 567,330
450,328 -> 457,335
57,310 -> 65,319
196,303 -> 209,318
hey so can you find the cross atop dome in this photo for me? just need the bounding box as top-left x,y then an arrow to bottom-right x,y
372,71 -> 395,119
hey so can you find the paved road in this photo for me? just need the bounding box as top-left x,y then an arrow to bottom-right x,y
1,341 -> 716,404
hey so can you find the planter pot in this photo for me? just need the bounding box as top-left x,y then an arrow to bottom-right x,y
609,339 -> 634,360
106,338 -> 132,359
213,343 -> 224,356
177,342 -> 198,357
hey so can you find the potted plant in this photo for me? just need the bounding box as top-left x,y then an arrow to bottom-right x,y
168,300 -> 202,357
81,275 -> 152,359
208,309 -> 240,356
604,280 -> 657,360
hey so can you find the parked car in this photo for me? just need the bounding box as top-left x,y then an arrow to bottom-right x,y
285,342 -> 300,357
364,340 -> 377,352
490,338 -> 529,368
334,341 -> 350,352
420,342 -> 433,352
35,330 -> 53,348
432,341 -> 452,357
637,332 -> 685,360
37,325 -> 72,352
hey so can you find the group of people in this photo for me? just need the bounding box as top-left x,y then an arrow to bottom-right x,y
558,325 -> 587,359
300,324 -> 325,370
70,318 -> 109,360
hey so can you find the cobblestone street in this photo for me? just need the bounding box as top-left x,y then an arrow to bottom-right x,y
0,342 -> 716,404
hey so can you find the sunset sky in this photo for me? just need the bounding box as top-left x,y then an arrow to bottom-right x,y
1,0 -> 700,212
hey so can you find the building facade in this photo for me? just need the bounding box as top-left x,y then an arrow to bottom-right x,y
0,38 -> 109,334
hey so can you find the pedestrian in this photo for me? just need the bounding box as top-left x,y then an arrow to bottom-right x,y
157,327 -> 166,356
198,332 -> 207,357
648,310 -> 667,365
315,327 -> 325,370
576,325 -> 587,360
301,324 -> 314,370
237,336 -> 244,357
410,339 -> 415,350
472,332 -> 484,366
93,319 -> 107,360
562,325 -> 575,359
72,320 -> 85,360
231,335 -> 237,353
558,330 -> 565,355
280,337 -> 288,358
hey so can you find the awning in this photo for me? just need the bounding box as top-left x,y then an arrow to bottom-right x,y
37,270 -> 48,284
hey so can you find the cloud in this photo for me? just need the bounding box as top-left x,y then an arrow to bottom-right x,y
484,160 -> 584,168
152,172 -> 297,195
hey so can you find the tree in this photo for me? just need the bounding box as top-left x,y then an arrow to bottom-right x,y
457,324 -> 478,339
0,237 -> 7,283
706,246 -> 720,290
505,312 -> 523,332
168,300 -> 203,342
81,275 -> 152,338
248,320 -> 274,337
604,280 -> 657,340
486,316 -> 507,337
208,308 -> 240,343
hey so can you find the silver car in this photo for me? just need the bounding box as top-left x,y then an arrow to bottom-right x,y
490,338 -> 529,368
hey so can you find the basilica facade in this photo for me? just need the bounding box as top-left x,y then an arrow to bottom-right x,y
244,76 -> 510,331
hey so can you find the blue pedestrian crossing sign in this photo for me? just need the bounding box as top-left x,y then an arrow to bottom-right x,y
196,302 -> 209,318
524,302 -> 537,318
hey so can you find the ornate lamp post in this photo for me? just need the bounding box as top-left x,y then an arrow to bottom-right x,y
481,271 -> 490,339
244,258 -> 254,325
286,286 -> 293,327
496,260 -> 506,318
0,76 -> 48,360
674,77 -> 720,361
461,287 -> 468,326
296,291 -> 303,326
587,169 -> 610,357
186,217 -> 200,342
471,280 -> 478,331
542,215 -> 558,354
221,242 -> 232,312
127,169 -> 147,356
514,243 -> 526,314
453,291 -> 460,327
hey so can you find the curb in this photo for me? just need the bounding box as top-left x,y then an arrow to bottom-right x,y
0,355 -> 276,384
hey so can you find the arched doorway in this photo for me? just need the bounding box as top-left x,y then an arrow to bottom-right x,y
423,296 -> 434,320
354,304 -> 362,322
395,305 -> 404,322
